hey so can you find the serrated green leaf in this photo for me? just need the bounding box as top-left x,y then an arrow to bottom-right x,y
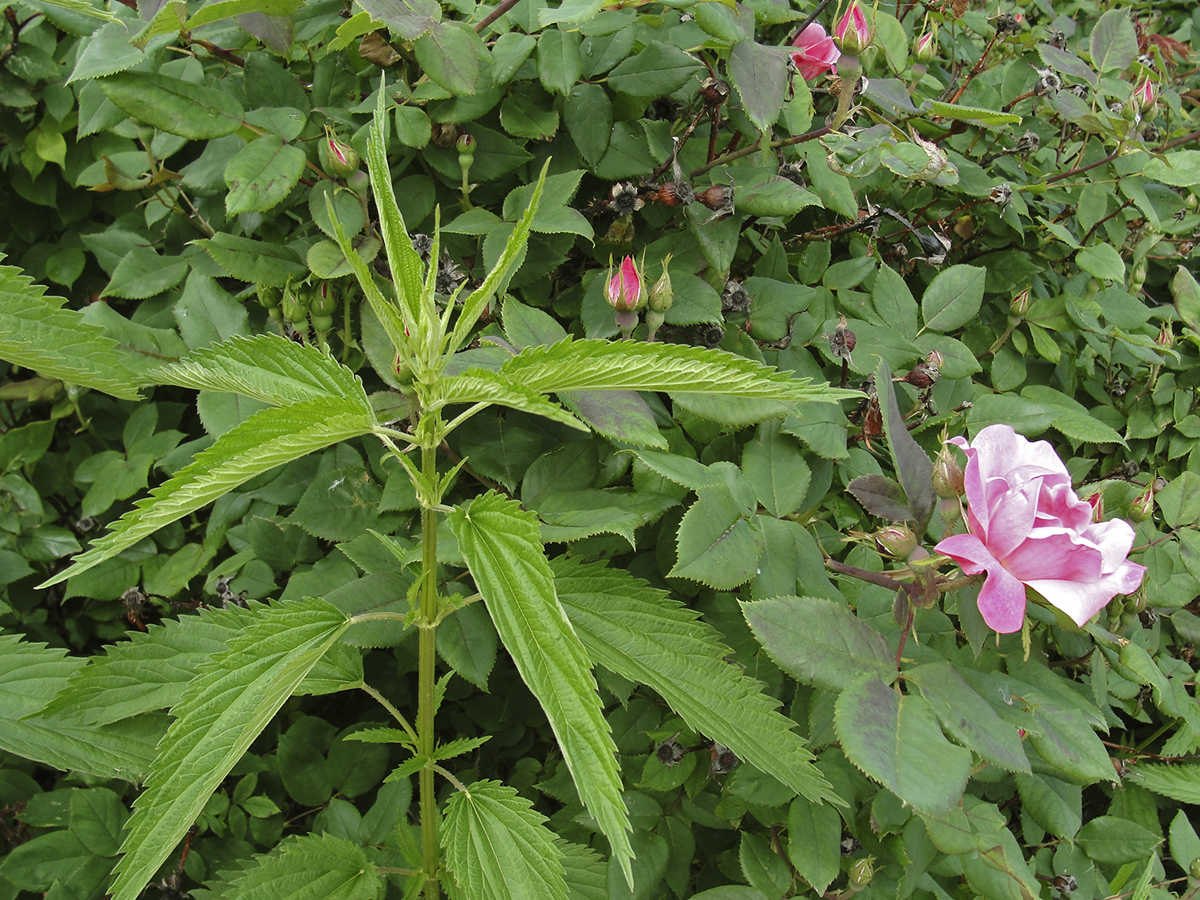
364,84 -> 427,342
99,71 -> 244,140
214,832 -> 380,900
728,40 -> 786,132
442,779 -> 567,900
787,795 -> 841,893
196,232 -> 308,287
920,264 -> 985,333
835,674 -> 972,814
670,482 -> 764,590
0,260 -> 143,399
449,493 -> 633,886
224,134 -> 307,214
448,161 -> 549,357
555,558 -> 839,806
436,372 -> 588,432
434,735 -> 491,761
43,603 -> 361,725
109,598 -> 349,900
184,0 -> 303,30
497,338 -> 857,401
415,21 -> 480,95
1076,816 -> 1162,864
742,595 -> 895,692
40,398 -> 377,587
1090,9 -> 1138,73
0,634 -> 162,782
905,662 -> 1030,774
1134,763 -> 1200,804
154,334 -> 369,408
535,488 -> 677,548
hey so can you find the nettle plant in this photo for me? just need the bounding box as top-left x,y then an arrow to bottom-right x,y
2,0 -> 1200,897
1,97 -> 859,899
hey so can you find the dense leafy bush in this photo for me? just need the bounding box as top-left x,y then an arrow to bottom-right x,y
1,0 -> 1200,897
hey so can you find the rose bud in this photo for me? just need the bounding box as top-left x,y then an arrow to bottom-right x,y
914,30 -> 936,62
1086,492 -> 1103,523
1157,323 -> 1174,350
606,256 -> 645,313
875,524 -> 918,559
848,857 -> 875,889
933,445 -> 965,498
1009,288 -> 1031,320
319,132 -> 360,179
1129,488 -> 1155,523
1133,79 -> 1155,112
834,1 -> 873,54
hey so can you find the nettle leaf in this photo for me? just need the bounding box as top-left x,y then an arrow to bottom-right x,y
99,71 -> 244,139
1135,763 -> 1200,804
448,161 -> 550,357
742,595 -> 895,693
40,398 -> 377,587
109,598 -> 349,900
555,558 -> 840,806
0,634 -> 161,783
442,779 -> 567,900
876,359 -> 935,531
436,372 -> 588,432
215,833 -> 381,900
835,674 -> 972,814
42,603 -> 361,725
498,338 -> 857,401
0,260 -> 143,399
449,493 -> 633,885
155,334 -> 369,408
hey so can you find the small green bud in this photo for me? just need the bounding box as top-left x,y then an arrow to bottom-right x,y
311,282 -> 338,316
648,255 -> 674,313
256,284 -> 281,309
848,857 -> 875,890
319,131 -> 360,179
1189,856 -> 1200,879
281,284 -> 309,325
874,524 -> 918,559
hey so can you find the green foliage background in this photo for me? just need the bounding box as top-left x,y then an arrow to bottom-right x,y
2,0 -> 1200,896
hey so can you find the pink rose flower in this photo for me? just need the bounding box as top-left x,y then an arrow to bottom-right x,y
791,24 -> 840,81
934,424 -> 1145,633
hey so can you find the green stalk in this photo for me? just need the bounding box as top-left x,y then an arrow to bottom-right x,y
419,437 -> 441,900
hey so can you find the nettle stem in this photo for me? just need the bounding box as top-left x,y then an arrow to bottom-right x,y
418,438 -> 441,900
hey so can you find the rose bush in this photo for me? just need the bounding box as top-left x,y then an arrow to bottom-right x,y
936,425 -> 1146,633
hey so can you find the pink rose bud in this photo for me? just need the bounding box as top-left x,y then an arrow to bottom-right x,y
933,424 -> 1146,633
790,23 -> 841,81
834,1 -> 873,54
1086,492 -> 1103,523
606,256 -> 645,313
1129,488 -> 1154,523
875,524 -> 918,559
848,857 -> 875,889
914,30 -> 936,62
1157,323 -> 1174,350
1134,79 -> 1155,111
1009,288 -> 1030,319
319,133 -> 360,179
